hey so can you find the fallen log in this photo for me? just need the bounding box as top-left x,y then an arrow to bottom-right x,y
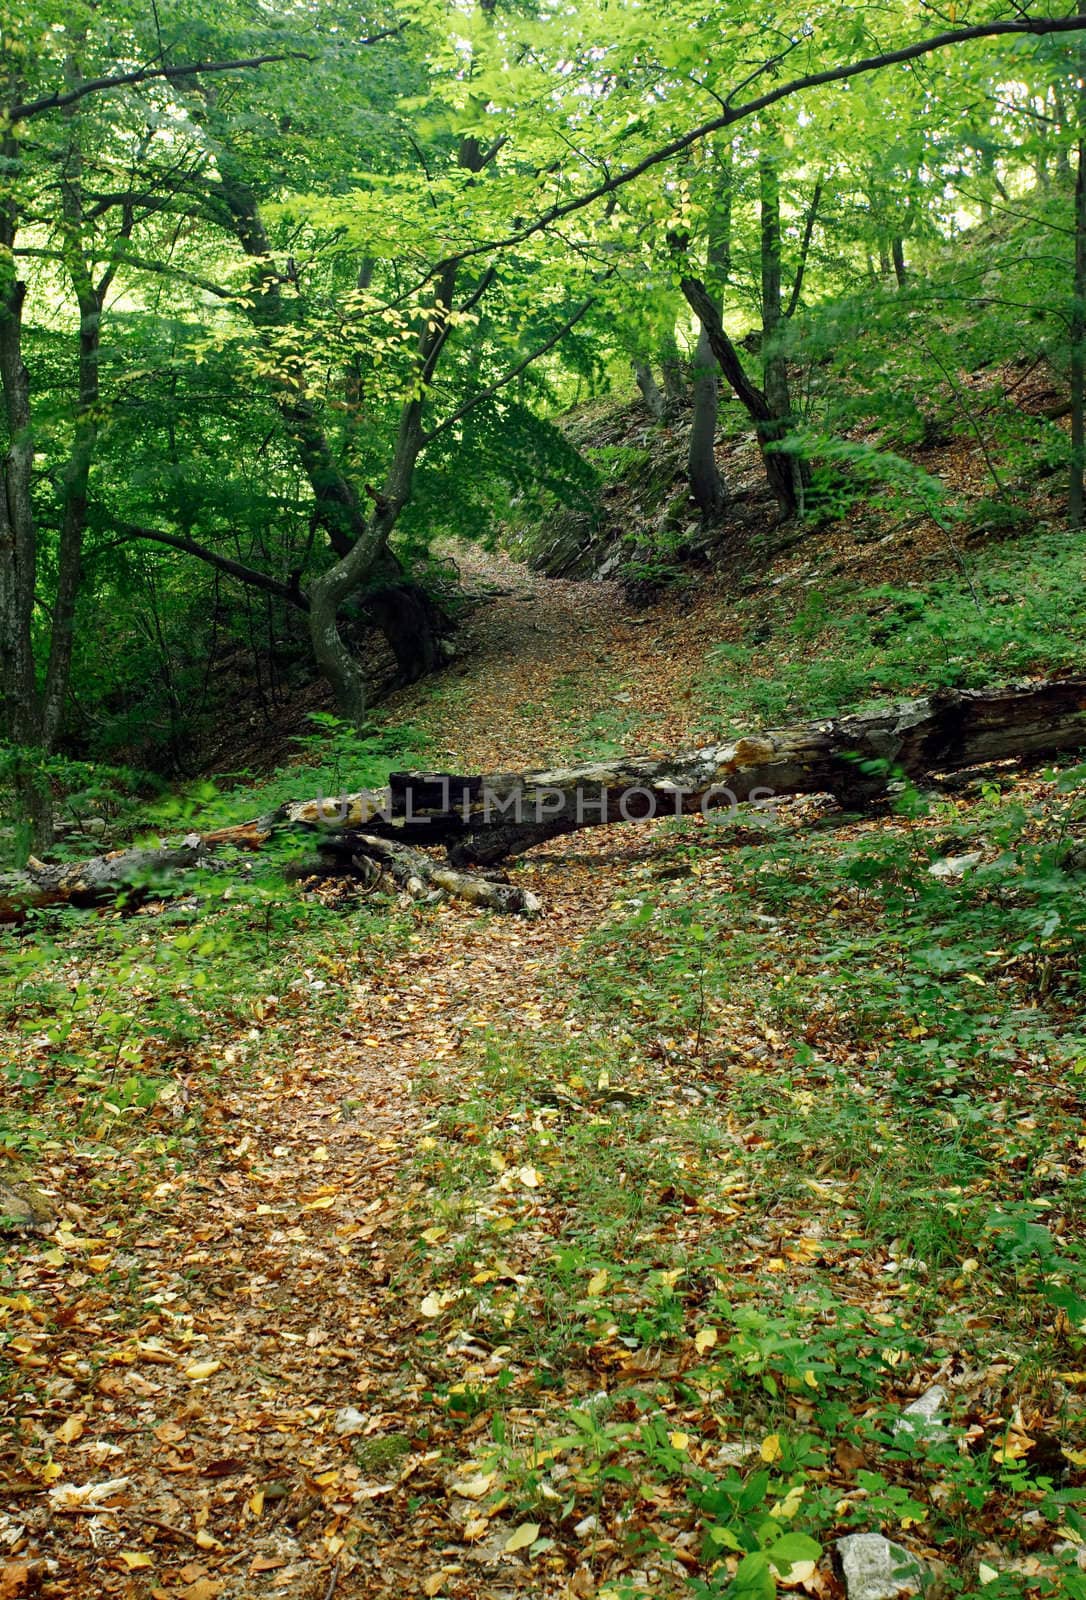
2,677 -> 1085,920
384,676 -> 1086,864
0,836 -> 213,922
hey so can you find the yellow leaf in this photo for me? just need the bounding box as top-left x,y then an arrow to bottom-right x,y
774,1558 -> 817,1588
803,1369 -> 819,1389
978,1564 -> 999,1586
760,1433 -> 782,1463
587,1269 -> 609,1296
302,1194 -> 336,1211
39,1461 -> 62,1485
771,1484 -> 804,1520
248,1488 -> 265,1516
86,1254 -> 112,1272
517,1167 -> 541,1189
424,1575 -> 448,1597
504,1522 -> 540,1553
420,1293 -> 444,1318
118,1551 -> 155,1570
669,1432 -> 691,1451
992,1430 -> 1033,1464
694,1328 -> 718,1355
56,1414 -> 85,1445
450,1472 -> 494,1500
1062,1446 -> 1086,1467
195,1528 -> 221,1550
421,1226 -> 446,1244
184,1359 -> 222,1381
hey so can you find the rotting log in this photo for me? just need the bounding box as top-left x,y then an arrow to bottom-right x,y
0,836 -> 212,921
3,677 -> 1086,920
383,676 -> 1086,864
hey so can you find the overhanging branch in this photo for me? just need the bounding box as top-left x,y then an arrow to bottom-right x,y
422,299 -> 595,446
428,14 -> 1086,277
11,53 -> 314,122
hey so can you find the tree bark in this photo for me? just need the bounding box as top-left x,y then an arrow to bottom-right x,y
658,330 -> 687,414
5,676 -> 1086,919
679,274 -> 800,517
759,149 -> 809,516
687,323 -> 726,522
633,360 -> 666,420
1071,112 -> 1086,530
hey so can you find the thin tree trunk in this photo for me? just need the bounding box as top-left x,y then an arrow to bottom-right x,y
633,360 -> 665,420
659,330 -> 687,414
687,323 -> 725,522
679,275 -> 799,517
759,149 -> 808,517
891,236 -> 908,287
1071,121 -> 1086,530
0,131 -> 52,862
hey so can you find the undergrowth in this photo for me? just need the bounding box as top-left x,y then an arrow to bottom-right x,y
407,764 -> 1086,1597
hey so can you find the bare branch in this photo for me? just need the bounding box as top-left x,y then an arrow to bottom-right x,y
105,523 -> 308,608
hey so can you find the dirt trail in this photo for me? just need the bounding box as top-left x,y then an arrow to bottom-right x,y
3,556 -> 701,1600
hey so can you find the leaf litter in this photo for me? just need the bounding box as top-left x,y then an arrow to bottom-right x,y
2,547 -> 1086,1598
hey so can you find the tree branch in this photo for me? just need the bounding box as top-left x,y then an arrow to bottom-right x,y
106,524 -> 308,609
422,299 -> 594,446
12,53 -> 314,122
784,177 -> 822,320
429,14 -> 1086,276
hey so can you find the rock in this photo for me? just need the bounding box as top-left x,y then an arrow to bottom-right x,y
836,1533 -> 927,1600
928,851 -> 982,879
894,1384 -> 947,1439
81,817 -> 107,838
0,1178 -> 55,1236
333,1406 -> 367,1437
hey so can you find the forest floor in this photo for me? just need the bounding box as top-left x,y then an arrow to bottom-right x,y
3,542 -> 1086,1600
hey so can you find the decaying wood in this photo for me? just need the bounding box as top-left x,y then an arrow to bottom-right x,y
3,677 -> 1085,920
0,836 -> 212,921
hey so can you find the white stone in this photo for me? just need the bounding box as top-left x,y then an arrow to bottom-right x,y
928,852 -> 982,879
894,1383 -> 947,1439
836,1533 -> 926,1600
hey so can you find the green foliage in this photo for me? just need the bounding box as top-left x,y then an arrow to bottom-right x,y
703,529 -> 1086,725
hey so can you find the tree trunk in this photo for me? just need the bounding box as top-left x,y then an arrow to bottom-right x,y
658,330 -> 687,414
679,274 -> 799,517
891,236 -> 908,288
0,135 -> 52,864
1071,118 -> 1086,530
687,323 -> 726,522
633,360 -> 666,420
759,150 -> 809,517
6,676 -> 1086,919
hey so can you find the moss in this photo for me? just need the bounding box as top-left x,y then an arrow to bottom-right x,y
354,1433 -> 412,1472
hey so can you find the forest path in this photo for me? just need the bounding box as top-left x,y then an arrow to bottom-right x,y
386,543 -> 728,770
6,555 -> 726,1599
